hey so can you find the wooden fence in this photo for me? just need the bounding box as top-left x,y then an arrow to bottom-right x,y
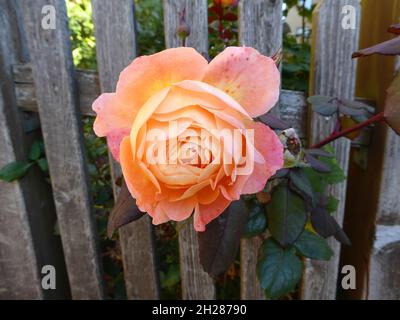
0,0 -> 399,300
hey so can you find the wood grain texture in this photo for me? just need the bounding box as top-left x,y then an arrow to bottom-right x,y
301,0 -> 360,300
164,0 -> 215,300
92,0 -> 159,299
279,90 -> 308,139
0,0 -> 41,299
0,0 -> 70,300
238,0 -> 282,300
163,0 -> 208,57
368,110 -> 400,300
19,0 -> 104,299
376,129 -> 400,225
366,7 -> 400,296
368,225 -> 400,300
14,64 -> 99,116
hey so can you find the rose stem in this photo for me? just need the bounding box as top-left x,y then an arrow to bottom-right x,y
310,111 -> 385,149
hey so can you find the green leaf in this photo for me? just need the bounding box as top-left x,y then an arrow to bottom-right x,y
257,238 -> 303,299
0,161 -> 33,182
28,141 -> 43,161
37,158 -> 48,173
303,146 -> 346,194
321,147 -> 346,184
243,200 -> 267,238
161,265 -> 180,289
290,168 -> 316,205
198,199 -> 248,277
267,183 -> 307,246
294,230 -> 333,260
326,196 -> 339,213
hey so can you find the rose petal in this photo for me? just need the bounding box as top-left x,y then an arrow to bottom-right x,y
203,46 -> 280,117
119,136 -> 161,214
117,47 -> 208,110
194,194 -> 231,232
92,93 -> 133,161
242,121 -> 283,194
175,80 -> 251,119
157,197 -> 196,221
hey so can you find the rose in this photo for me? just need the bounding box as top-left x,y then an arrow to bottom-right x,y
92,46 -> 283,231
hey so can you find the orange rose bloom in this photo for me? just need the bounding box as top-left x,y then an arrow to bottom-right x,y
93,47 -> 283,231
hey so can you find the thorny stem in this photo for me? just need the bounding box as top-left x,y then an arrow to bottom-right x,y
311,112 -> 385,149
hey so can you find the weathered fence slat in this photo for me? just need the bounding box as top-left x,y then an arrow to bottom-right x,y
0,0 -> 70,300
92,0 -> 160,300
0,1 -> 43,299
301,0 -> 360,300
238,0 -> 282,300
369,93 -> 400,300
19,0 -> 104,299
163,0 -> 215,300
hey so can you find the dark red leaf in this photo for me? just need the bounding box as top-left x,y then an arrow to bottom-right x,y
221,29 -> 233,40
208,16 -> 217,24
305,148 -> 334,158
107,179 -> 145,238
209,3 -> 223,17
258,113 -> 290,130
388,24 -> 400,35
305,154 -> 332,173
311,206 -> 351,246
198,199 -> 248,277
223,12 -> 237,21
352,36 -> 400,58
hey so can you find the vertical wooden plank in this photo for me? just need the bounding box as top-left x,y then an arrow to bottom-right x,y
163,0 -> 215,300
0,0 -> 70,300
300,0 -> 360,300
19,0 -> 104,299
92,0 -> 159,299
0,1 -> 42,298
368,115 -> 400,300
238,0 -> 282,300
